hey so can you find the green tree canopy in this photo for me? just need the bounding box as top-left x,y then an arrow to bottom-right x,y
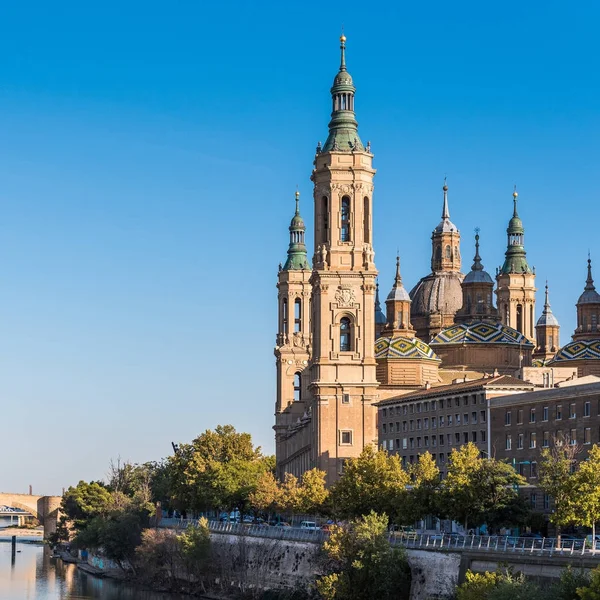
317,511 -> 411,600
442,443 -> 525,531
572,444 -> 600,540
62,481 -> 112,530
330,446 -> 409,519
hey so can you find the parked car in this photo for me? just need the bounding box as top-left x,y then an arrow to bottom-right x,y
300,521 -> 320,531
560,535 -> 584,550
586,535 -> 600,549
274,521 -> 291,528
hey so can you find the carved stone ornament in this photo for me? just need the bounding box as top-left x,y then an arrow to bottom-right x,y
335,286 -> 356,307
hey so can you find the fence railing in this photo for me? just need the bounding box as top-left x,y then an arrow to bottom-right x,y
390,532 -> 600,557
159,519 -> 600,557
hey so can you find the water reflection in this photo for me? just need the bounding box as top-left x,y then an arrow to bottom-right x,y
0,541 -> 183,599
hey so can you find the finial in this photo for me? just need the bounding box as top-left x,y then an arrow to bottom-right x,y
586,255 -> 595,290
472,229 -> 483,271
545,280 -> 550,308
441,177 -> 450,219
512,185 -> 519,217
394,254 -> 402,285
339,31 -> 347,71
295,188 -> 300,214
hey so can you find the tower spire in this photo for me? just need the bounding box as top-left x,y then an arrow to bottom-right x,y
500,187 -> 532,275
471,229 -> 483,272
442,177 -> 450,219
394,254 -> 402,285
322,34 -> 363,153
282,190 -> 310,271
586,256 -> 595,291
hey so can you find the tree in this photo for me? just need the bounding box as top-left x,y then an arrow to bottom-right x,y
572,444 -> 600,541
249,471 -> 282,517
578,566 -> 600,600
539,443 -> 580,542
61,481 -> 112,530
330,446 -> 409,519
296,469 -> 328,514
279,472 -> 300,513
316,511 -> 411,600
442,443 -> 525,531
403,452 -> 440,527
99,511 -> 144,572
167,425 -> 273,512
178,517 -> 211,584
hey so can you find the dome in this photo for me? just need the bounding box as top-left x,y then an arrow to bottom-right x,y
430,321 -> 533,347
536,311 -> 559,327
375,335 -> 440,361
549,339 -> 600,363
463,269 -> 493,285
434,218 -> 459,234
387,285 -> 410,302
410,272 -> 465,318
290,214 -> 305,228
578,289 -> 600,304
333,71 -> 354,87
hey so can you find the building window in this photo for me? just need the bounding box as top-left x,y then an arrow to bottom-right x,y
472,431 -> 477,443
424,418 -> 429,429
294,298 -> 302,332
440,416 -> 445,427
432,417 -> 437,429
424,402 -> 429,412
530,432 -> 537,449
417,437 -> 422,448
516,303 -> 523,333
403,405 -> 408,415
517,409 -> 523,424
340,430 -> 353,445
432,401 -> 437,410
448,415 -> 453,425
570,403 -> 576,419
402,438 -> 408,450
440,399 -> 444,409
410,438 -> 414,449
425,436 -> 429,447
445,244 -> 451,259
432,436 -> 437,447
464,414 -> 469,425
480,410 -> 486,423
556,405 -> 562,420
531,462 -> 538,478
505,410 -> 511,426
529,408 -> 536,423
455,398 -> 460,407
294,372 -> 302,401
342,394 -> 350,404
506,434 -> 512,450
440,434 -> 445,445
584,401 -> 591,417
417,403 -> 422,413
556,430 -> 564,446
417,419 -> 422,430
282,298 -> 288,334
455,414 -> 460,425
363,196 -> 370,244
447,433 -> 452,445
410,420 -> 414,431
382,408 -> 387,417
382,424 -> 387,434
530,493 -> 537,507
544,494 -> 550,510
455,433 -> 460,444
472,411 -> 477,423
403,421 -> 407,432
389,422 -> 394,433
518,433 -> 524,449
543,406 -> 549,421
570,429 -> 577,445
481,430 -> 486,442
463,432 -> 469,444
322,196 -> 329,243
543,431 -> 550,447
340,317 -> 352,351
340,196 -> 351,242
584,427 -> 592,444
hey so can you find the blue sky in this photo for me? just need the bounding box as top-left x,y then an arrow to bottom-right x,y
1,1 -> 599,495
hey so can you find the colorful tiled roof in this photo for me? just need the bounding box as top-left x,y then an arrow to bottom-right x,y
549,339 -> 600,363
375,335 -> 440,362
430,321 -> 533,347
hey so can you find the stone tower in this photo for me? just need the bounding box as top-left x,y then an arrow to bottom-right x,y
573,258 -> 600,341
455,232 -> 498,322
496,188 -> 536,342
410,180 -> 464,341
309,35 -> 379,484
533,283 -> 560,363
274,191 -> 313,478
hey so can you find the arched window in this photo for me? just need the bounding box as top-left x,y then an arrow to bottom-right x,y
282,299 -> 288,334
466,294 -> 472,312
445,245 -> 451,259
322,197 -> 329,243
294,373 -> 301,401
549,334 -> 554,350
340,317 -> 352,351
454,246 -> 459,258
363,197 -> 370,244
341,196 -> 351,242
476,293 -> 483,313
436,245 -> 442,262
294,298 -> 302,332
516,304 -> 523,334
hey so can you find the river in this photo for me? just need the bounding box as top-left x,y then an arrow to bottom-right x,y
0,540 -> 183,599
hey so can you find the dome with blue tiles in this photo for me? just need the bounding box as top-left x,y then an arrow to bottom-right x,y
430,321 -> 533,347
375,335 -> 440,361
549,339 -> 600,364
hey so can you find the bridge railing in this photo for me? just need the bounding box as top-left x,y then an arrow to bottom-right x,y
390,532 -> 600,556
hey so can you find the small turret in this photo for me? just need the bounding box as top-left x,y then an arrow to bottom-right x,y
574,257 -> 600,341
534,282 -> 560,362
282,191 -> 310,271
384,256 -> 414,336
500,187 -> 532,275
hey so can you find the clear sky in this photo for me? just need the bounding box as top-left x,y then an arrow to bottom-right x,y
1,1 -> 599,496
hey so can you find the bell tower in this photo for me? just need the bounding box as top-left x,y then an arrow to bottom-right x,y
309,35 -> 379,484
274,191 -> 312,479
496,188 -> 536,342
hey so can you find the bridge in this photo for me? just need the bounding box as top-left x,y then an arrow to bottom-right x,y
0,493 -> 62,538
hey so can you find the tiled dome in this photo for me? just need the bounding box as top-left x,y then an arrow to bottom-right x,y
430,321 -> 533,347
375,335 -> 440,361
549,339 -> 600,363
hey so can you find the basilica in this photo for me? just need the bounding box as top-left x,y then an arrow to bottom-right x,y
273,36 -> 600,484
